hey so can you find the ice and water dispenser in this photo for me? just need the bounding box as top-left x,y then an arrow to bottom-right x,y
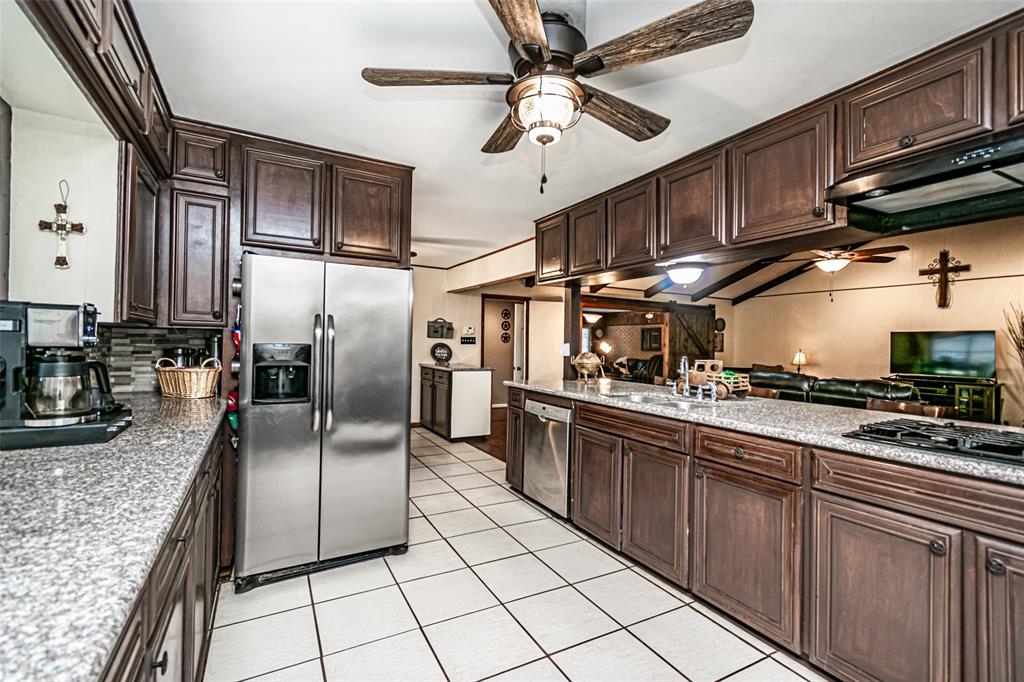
251,343 -> 312,404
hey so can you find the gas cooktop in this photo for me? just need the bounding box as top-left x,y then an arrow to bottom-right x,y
844,418 -> 1024,465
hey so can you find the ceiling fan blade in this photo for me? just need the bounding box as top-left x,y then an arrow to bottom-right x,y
851,255 -> 896,263
488,0 -> 550,65
582,85 -> 670,141
362,68 -> 514,87
482,115 -> 524,153
849,245 -> 910,257
776,258 -> 819,263
810,249 -> 836,258
573,0 -> 754,77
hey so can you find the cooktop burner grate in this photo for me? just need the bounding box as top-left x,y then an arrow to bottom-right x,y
843,418 -> 1024,465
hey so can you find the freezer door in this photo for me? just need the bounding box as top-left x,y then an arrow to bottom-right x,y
320,263 -> 411,560
237,253 -> 326,578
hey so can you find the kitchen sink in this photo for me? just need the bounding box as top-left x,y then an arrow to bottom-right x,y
619,394 -> 667,404
655,400 -> 713,409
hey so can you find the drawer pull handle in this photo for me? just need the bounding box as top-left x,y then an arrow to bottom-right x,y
733,447 -> 745,459
152,650 -> 168,674
694,468 -> 705,479
899,134 -> 916,148
987,557 -> 1007,576
214,169 -> 225,179
928,539 -> 947,556
176,532 -> 188,543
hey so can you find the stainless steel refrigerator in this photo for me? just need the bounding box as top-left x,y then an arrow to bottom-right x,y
236,253 -> 411,590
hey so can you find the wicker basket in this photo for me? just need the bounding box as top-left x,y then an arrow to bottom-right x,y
155,357 -> 222,399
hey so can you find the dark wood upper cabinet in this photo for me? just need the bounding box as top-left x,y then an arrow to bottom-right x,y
330,166 -> 403,262
606,178 -> 656,269
101,0 -> 148,125
692,460 -> 802,651
506,406 -> 524,491
844,37 -> 993,172
1009,25 -> 1024,126
658,148 -> 728,260
536,214 -> 568,282
971,535 -> 1024,681
174,131 -> 228,185
242,147 -> 325,252
169,190 -> 227,327
567,199 -> 606,276
144,81 -> 172,175
69,0 -> 106,45
571,426 -> 623,550
119,145 -> 159,324
810,493 -> 962,682
622,440 -> 688,586
731,104 -> 838,244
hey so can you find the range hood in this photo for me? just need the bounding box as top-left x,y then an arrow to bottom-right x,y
826,129 -> 1024,233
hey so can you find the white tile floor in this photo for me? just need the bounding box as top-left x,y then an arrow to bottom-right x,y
203,427 -> 830,682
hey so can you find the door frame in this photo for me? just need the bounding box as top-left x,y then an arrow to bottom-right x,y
481,294 -> 531,402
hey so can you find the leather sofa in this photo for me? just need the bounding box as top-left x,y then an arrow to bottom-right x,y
748,370 -> 920,409
613,356 -> 664,384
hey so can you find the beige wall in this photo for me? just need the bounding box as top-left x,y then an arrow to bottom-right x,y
729,218 -> 1024,426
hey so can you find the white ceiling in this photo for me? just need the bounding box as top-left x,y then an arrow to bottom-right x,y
132,0 -> 1019,268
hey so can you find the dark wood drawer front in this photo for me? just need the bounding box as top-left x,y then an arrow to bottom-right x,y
576,403 -> 689,453
149,488 -> 193,617
1010,26 -> 1024,126
695,427 -> 802,483
420,367 -> 434,381
844,38 -> 993,171
433,370 -> 450,385
508,388 -> 525,409
174,131 -> 228,184
812,449 -> 1024,543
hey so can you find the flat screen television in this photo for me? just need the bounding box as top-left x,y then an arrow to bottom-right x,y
889,331 -> 996,378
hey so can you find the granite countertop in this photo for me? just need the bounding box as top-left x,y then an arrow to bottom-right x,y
420,362 -> 494,372
505,379 -> 1024,487
0,394 -> 226,682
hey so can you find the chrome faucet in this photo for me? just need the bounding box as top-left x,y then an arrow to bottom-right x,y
696,379 -> 718,403
675,356 -> 690,397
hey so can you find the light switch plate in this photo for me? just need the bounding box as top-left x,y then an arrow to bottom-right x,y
561,343 -> 571,357
464,326 -> 475,335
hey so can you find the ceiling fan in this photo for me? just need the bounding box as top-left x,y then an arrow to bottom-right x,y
778,245 -> 910,272
362,0 -> 755,173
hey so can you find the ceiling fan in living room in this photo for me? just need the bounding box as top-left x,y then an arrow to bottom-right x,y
778,245 -> 910,273
361,0 -> 755,190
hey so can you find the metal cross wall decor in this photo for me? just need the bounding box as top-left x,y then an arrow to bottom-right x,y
919,249 -> 970,308
38,180 -> 86,269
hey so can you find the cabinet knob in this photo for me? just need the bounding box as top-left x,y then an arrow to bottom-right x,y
928,539 -> 947,556
811,206 -> 825,218
986,557 -> 1007,576
733,447 -> 745,459
694,468 -> 705,479
214,169 -> 225,179
899,134 -> 916,149
212,311 -> 223,320
152,650 -> 168,675
336,242 -> 344,250
312,237 -> 321,247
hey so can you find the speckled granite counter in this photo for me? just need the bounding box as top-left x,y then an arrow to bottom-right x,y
0,394 -> 226,682
505,379 -> 1024,487
420,362 -> 494,372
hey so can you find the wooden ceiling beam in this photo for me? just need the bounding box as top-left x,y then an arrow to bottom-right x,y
644,277 -> 673,298
688,257 -> 782,302
731,263 -> 815,305
589,283 -> 609,293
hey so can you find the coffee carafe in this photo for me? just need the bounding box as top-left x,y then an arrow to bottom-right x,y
25,351 -> 114,425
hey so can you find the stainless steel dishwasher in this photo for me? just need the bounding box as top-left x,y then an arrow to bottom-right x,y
522,399 -> 573,517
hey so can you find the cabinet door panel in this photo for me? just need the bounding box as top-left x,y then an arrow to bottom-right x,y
536,214 -> 567,282
120,145 -> 159,324
607,179 -> 656,269
658,148 -> 728,259
103,0 -> 148,124
567,199 -> 605,276
434,382 -> 450,438
811,493 -> 961,682
70,0 -> 105,45
149,559 -> 190,682
331,167 -> 402,262
692,461 -> 801,650
845,38 -> 992,171
242,148 -> 324,252
731,105 -> 836,244
170,191 -> 226,326
420,380 -> 434,429
622,441 -> 688,585
1010,26 -> 1024,126
145,82 -> 172,174
571,426 -> 622,549
173,131 -> 228,185
100,600 -> 145,682
973,536 -> 1024,682
506,406 -> 524,491
191,490 -> 210,679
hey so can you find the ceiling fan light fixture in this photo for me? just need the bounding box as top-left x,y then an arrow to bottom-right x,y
509,75 -> 583,146
667,265 -> 704,285
815,258 -> 852,273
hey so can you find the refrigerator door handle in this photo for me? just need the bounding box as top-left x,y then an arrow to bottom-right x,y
311,313 -> 323,432
325,314 -> 336,431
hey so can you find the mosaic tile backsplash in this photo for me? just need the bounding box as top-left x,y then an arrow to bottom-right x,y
88,326 -> 219,394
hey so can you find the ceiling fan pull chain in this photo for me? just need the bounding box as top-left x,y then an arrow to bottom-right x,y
539,145 -> 548,194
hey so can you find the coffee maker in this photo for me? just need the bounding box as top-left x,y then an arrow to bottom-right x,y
1,301 -> 131,450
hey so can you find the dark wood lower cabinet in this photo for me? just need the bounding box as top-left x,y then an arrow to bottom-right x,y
971,535 -> 1024,681
692,460 -> 802,651
810,492 -> 962,682
419,370 -> 451,439
150,559 -> 190,682
622,440 -> 688,585
571,426 -> 623,550
506,406 -> 524,491
102,599 -> 147,682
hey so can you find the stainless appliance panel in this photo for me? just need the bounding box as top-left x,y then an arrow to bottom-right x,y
319,264 -> 411,560
522,399 -> 572,517
237,254 -> 326,577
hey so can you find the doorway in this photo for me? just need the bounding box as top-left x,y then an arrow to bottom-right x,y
481,295 -> 528,406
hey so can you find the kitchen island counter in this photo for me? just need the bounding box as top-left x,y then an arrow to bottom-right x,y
0,394 -> 226,682
505,379 -> 1024,486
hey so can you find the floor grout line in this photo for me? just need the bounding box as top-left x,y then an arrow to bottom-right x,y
305,575 -> 328,682
380,550 -> 453,682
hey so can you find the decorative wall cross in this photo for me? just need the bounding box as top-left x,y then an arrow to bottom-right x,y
38,180 -> 86,269
919,249 -> 970,308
